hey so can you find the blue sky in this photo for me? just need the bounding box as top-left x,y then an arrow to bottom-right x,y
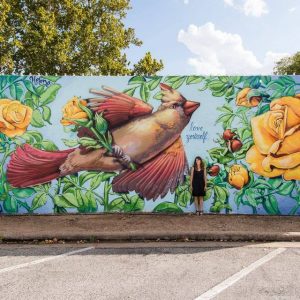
125,0 -> 300,74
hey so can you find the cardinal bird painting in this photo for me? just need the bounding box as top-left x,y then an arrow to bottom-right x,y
7,83 -> 200,200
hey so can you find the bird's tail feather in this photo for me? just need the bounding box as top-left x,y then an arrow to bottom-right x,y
7,144 -> 75,188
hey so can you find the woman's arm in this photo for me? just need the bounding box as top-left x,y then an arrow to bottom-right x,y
190,167 -> 194,188
204,167 -> 207,189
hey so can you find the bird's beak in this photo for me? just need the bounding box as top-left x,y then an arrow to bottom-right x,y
183,100 -> 200,116
160,83 -> 173,91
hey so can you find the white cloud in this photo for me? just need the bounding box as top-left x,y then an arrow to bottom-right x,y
288,7 -> 296,13
177,23 -> 289,75
243,0 -> 268,17
224,0 -> 235,6
183,0 -> 189,4
224,0 -> 269,17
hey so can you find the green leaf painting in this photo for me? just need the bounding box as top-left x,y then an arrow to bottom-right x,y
0,75 -> 300,215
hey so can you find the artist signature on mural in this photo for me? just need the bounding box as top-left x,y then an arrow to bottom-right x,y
29,76 -> 52,87
186,121 -> 208,143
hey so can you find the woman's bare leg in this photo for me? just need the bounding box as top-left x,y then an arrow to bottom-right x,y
199,196 -> 204,213
194,196 -> 199,212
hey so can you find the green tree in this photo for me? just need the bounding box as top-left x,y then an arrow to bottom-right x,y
132,52 -> 163,76
0,0 -> 163,75
274,52 -> 300,75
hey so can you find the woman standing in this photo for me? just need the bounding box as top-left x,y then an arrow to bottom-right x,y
190,156 -> 207,215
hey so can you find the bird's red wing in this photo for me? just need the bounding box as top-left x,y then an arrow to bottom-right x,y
86,86 -> 153,128
112,137 -> 189,200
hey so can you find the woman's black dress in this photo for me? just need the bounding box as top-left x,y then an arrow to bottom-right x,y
192,168 -> 206,196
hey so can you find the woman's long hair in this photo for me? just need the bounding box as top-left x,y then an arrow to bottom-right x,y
193,156 -> 204,170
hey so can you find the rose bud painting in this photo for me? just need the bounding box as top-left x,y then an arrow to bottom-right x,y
228,139 -> 243,152
223,129 -> 235,141
208,165 -> 220,176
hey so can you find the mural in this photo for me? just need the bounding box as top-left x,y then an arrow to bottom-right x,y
0,75 -> 300,215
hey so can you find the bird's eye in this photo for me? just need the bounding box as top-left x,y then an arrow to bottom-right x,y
171,104 -> 177,109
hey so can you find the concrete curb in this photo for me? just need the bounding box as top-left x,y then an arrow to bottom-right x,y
1,214 -> 299,242
2,231 -> 300,242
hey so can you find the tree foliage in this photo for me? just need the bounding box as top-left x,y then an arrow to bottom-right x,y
132,52 -> 163,76
0,0 -> 163,75
274,52 -> 300,75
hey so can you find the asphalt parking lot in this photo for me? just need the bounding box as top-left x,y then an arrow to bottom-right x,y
0,242 -> 299,300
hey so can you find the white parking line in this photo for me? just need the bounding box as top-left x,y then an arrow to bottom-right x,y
195,247 -> 286,300
0,246 -> 94,275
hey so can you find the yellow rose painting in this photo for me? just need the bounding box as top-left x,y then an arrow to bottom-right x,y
61,96 -> 88,126
246,95 -> 300,180
228,164 -> 249,189
0,99 -> 32,137
236,87 -> 262,107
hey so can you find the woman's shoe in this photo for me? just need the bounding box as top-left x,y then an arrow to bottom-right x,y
196,210 -> 200,216
199,210 -> 204,215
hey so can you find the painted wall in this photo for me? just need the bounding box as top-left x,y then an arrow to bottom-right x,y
0,75 -> 300,215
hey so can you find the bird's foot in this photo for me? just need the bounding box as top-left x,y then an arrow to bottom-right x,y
112,145 -> 135,170
59,150 -> 79,175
